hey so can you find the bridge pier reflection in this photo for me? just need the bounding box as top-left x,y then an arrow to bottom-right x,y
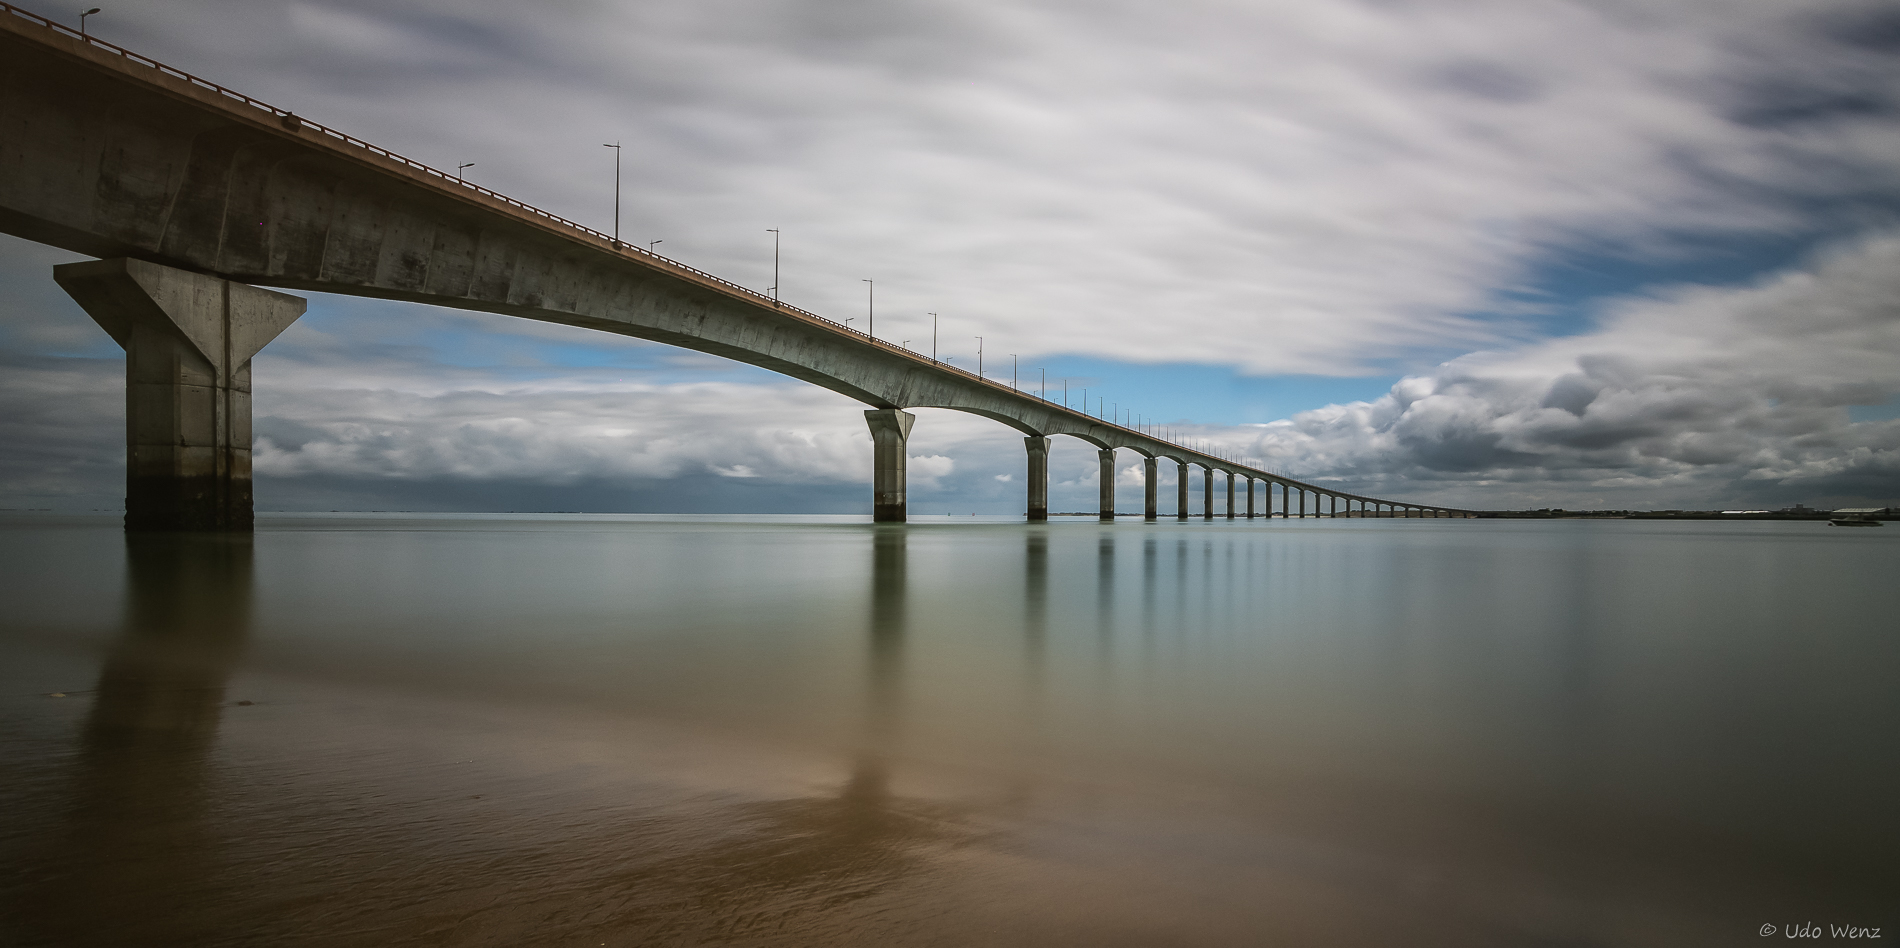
22,533 -> 252,945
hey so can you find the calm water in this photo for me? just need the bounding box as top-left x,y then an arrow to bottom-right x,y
1,513 -> 1894,947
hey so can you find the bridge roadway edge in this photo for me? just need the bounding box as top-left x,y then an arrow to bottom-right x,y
0,6 -> 1472,518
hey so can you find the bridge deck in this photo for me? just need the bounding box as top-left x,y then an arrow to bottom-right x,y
0,1 -> 1469,516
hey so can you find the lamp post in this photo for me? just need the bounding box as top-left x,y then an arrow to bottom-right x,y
1011,355 -> 1017,390
601,142 -> 621,248
1040,368 -> 1046,400
457,162 -> 474,181
929,312 -> 937,362
79,7 -> 98,34
976,336 -> 983,377
861,279 -> 874,340
649,239 -> 662,253
766,229 -> 779,305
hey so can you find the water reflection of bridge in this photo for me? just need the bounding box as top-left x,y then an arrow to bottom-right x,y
0,5 -> 1472,530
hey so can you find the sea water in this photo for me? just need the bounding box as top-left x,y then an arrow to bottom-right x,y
1,513 -> 1894,946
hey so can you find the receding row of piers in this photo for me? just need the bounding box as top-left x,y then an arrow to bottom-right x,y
53,256 -> 1465,533
867,409 -> 1472,523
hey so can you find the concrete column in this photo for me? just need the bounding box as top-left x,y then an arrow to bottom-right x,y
1098,448 -> 1115,521
1330,494 -> 1338,518
1246,478 -> 1255,519
865,408 -> 915,522
54,258 -> 305,532
1225,472 -> 1236,519
1281,483 -> 1289,518
1203,467 -> 1214,520
1143,456 -> 1158,521
1024,436 -> 1050,521
1177,462 -> 1189,520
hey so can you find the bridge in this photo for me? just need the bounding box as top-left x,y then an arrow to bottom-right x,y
0,4 -> 1474,530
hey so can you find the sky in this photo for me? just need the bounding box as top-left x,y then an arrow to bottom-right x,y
3,0 -> 1898,514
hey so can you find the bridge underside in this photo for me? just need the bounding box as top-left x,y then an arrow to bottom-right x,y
1,15 -> 1473,528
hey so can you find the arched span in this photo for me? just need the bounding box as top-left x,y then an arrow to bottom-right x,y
0,16 -> 1477,518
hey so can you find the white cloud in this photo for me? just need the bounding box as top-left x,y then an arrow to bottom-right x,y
1202,232 -> 1900,508
80,0 -> 1900,373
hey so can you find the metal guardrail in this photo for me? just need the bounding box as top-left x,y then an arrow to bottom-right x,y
4,1 -> 1471,512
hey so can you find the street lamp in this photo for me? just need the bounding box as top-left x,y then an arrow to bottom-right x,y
601,142 -> 621,248
929,313 -> 937,361
79,7 -> 98,35
976,336 -> 983,377
1011,355 -> 1017,390
766,229 -> 779,305
649,239 -> 662,253
861,279 -> 874,340
457,162 -> 475,181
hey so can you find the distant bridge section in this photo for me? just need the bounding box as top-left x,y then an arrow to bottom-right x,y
0,3 -> 1472,528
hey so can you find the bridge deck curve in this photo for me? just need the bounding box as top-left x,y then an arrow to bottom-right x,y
0,3 -> 1468,515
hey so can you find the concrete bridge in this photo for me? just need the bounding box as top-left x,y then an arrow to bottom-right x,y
0,4 -> 1473,529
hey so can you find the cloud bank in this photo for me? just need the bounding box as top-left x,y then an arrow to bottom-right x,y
1225,233 -> 1900,508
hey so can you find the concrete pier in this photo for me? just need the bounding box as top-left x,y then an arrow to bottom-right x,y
54,258 -> 304,532
1177,462 -> 1190,520
1203,468 -> 1214,520
1098,449 -> 1116,522
1246,478 -> 1255,519
865,409 -> 915,522
1025,436 -> 1050,521
1225,473 -> 1236,520
1144,457 -> 1158,521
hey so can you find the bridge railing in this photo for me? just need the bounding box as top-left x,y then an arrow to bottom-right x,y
7,1 -> 1470,513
